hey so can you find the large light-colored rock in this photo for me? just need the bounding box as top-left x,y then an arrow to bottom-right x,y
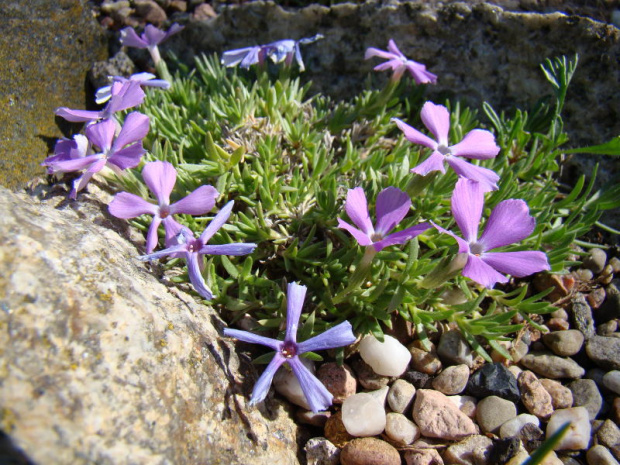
0,186 -> 300,464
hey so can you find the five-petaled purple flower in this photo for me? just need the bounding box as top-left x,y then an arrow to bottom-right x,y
42,134 -> 90,173
365,39 -> 437,84
223,282 -> 357,412
393,101 -> 501,191
56,80 -> 145,124
222,34 -> 323,72
43,112 -> 149,199
139,200 -> 257,300
120,23 -> 184,66
434,178 -> 550,288
109,161 -> 219,253
96,72 -> 170,105
338,187 -> 431,252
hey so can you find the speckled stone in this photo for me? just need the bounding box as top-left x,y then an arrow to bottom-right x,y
518,370 -> 554,420
387,379 -> 416,414
542,330 -> 585,357
437,330 -> 474,367
412,390 -> 478,440
409,341 -> 442,375
586,445 -> 619,465
596,419 -> 620,450
540,378 -> 573,409
570,294 -> 596,339
443,434 -> 493,465
432,364 -> 470,395
385,412 -> 420,446
403,448 -> 445,465
351,356 -> 391,391
324,411 -> 354,448
340,437 -> 401,465
317,362 -> 357,404
568,379 -> 603,420
586,336 -> 620,370
520,351 -> 585,379
305,437 -> 341,465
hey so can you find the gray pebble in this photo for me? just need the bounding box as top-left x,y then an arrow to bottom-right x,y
437,330 -> 474,367
305,437 -> 340,465
520,351 -> 585,379
597,419 -> 620,450
568,379 -> 603,420
476,396 -> 517,434
570,294 -> 596,339
432,364 -> 469,395
387,379 -> 416,414
543,329 -> 585,357
603,370 -> 620,395
583,248 -> 607,274
586,445 -> 619,465
599,320 -> 619,336
586,336 -> 620,370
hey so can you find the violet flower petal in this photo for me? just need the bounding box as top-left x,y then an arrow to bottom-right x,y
405,63 -> 437,85
222,46 -> 260,67
285,282 -> 307,342
451,178 -> 484,243
411,151 -> 447,176
54,108 -> 102,123
108,191 -> 158,218
344,187 -> 374,235
450,129 -> 500,160
222,328 -> 281,351
479,199 -> 536,251
387,39 -> 404,57
145,216 -> 163,254
420,102 -> 450,146
139,243 -> 189,261
143,24 -> 168,45
463,254 -> 510,288
107,143 -> 145,170
336,219 -> 373,246
47,154 -> 102,174
106,81 -> 145,114
86,119 -> 116,152
120,27 -> 148,48
482,251 -> 550,278
364,47 -> 396,61
432,222 -> 471,254
392,118 -> 438,150
142,161 -> 177,206
297,321 -> 356,354
169,185 -> 218,216
162,217 -> 185,247
112,112 -> 150,150
200,243 -> 257,256
72,158 -> 106,195
288,356 -> 333,413
446,156 -> 499,192
186,251 -> 214,300
372,223 -> 431,252
374,187 -> 411,237
200,200 -> 234,244
250,354 -> 286,405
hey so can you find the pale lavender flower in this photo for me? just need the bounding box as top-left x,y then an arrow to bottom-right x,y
222,34 -> 323,72
337,187 -> 431,252
434,178 -> 550,288
44,112 -> 149,199
42,134 -> 89,174
139,201 -> 256,300
223,282 -> 356,412
96,72 -> 170,104
365,39 -> 437,84
109,161 -> 219,253
55,80 -> 145,124
393,101 -> 501,191
120,23 -> 184,65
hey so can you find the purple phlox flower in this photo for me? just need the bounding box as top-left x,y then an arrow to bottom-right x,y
96,72 -> 170,104
221,34 -> 323,72
120,23 -> 184,65
337,186 -> 431,252
109,161 -> 219,253
223,282 -> 357,412
365,39 -> 437,84
393,101 -> 501,192
45,112 -> 149,199
434,178 -> 550,288
139,200 -> 257,300
55,80 -> 145,124
41,134 -> 90,174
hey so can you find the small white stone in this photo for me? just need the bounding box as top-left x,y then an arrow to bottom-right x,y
273,358 -> 314,410
341,392 -> 386,437
385,412 -> 419,445
358,334 -> 411,377
366,385 -> 389,406
500,414 -> 540,439
546,407 -> 591,450
603,370 -> 620,396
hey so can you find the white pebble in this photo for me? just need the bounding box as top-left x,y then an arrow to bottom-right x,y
358,335 -> 411,377
546,407 -> 591,450
603,371 -> 620,395
273,358 -> 315,410
500,414 -> 540,439
341,392 -> 386,437
366,385 -> 389,406
385,412 -> 419,445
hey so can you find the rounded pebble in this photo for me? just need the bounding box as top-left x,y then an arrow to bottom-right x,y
586,336 -> 620,370
603,370 -> 620,395
583,248 -> 607,274
387,379 -> 416,414
499,414 -> 540,439
412,389 -> 478,440
520,351 -> 585,379
542,329 -> 585,357
403,448 -> 444,465
518,370 -> 554,419
546,407 -> 591,450
447,395 -> 478,419
341,393 -> 386,437
324,411 -> 353,447
476,395 -> 517,434
586,444 -> 619,465
432,364 -> 469,395
317,362 -> 357,404
437,330 -> 474,367
597,419 -> 620,449
568,379 -> 603,420
340,437 -> 401,465
385,412 -> 419,445
540,378 -> 573,409
305,437 -> 340,465
359,334 -> 411,377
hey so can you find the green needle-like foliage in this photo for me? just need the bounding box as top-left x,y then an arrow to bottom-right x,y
107,53 -> 615,360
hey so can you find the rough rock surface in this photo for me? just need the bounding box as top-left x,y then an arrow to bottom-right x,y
0,186 -> 301,464
0,1 -> 108,190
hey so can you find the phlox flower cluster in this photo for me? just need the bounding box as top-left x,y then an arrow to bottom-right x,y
41,27 -> 554,414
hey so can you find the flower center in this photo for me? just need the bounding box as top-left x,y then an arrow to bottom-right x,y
159,205 -> 170,219
187,239 -> 201,253
370,232 -> 383,242
281,340 -> 297,359
470,242 -> 484,256
437,144 -> 451,156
